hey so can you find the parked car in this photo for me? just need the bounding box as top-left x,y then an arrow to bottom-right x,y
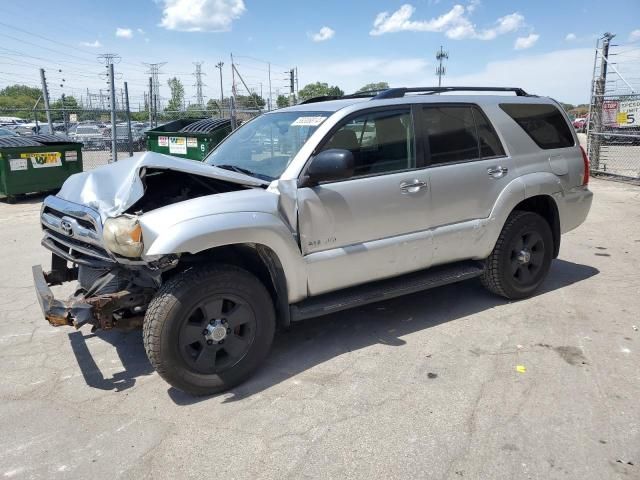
102,125 -> 146,151
32,86 -> 592,395
70,125 -> 105,150
573,117 -> 587,131
0,127 -> 18,136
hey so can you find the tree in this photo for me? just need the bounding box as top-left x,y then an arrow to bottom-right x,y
50,95 -> 80,121
276,94 -> 289,108
357,82 -> 389,93
166,77 -> 185,111
235,92 -> 265,109
298,82 -> 344,102
0,84 -> 43,118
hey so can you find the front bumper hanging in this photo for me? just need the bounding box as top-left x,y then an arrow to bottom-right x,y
32,264 -> 153,330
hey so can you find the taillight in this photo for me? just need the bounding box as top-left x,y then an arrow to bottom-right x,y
580,146 -> 590,185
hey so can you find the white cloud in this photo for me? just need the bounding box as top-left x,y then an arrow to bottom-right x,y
159,0 -> 246,32
137,28 -> 145,34
514,33 -> 539,50
80,40 -> 102,48
370,3 -> 524,40
296,48 -> 594,104
115,27 -> 133,39
629,29 -> 640,42
311,26 -> 335,42
566,33 -> 576,41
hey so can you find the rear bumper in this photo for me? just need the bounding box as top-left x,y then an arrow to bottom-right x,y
557,186 -> 593,234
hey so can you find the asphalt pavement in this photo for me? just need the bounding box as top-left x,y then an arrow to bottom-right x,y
0,178 -> 638,479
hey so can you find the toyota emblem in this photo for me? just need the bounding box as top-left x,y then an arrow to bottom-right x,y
60,220 -> 73,236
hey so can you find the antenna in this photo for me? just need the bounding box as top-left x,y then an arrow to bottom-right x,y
435,46 -> 448,88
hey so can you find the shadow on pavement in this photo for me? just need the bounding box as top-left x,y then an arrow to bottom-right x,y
63,259 -> 597,397
167,259 -> 599,405
68,329 -> 153,392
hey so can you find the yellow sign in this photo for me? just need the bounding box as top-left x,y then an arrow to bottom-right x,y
617,112 -> 628,125
21,152 -> 62,168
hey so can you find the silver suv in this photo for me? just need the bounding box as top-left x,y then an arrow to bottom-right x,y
32,87 -> 593,395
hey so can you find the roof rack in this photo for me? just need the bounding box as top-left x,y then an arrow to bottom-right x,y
298,86 -> 531,106
373,86 -> 530,99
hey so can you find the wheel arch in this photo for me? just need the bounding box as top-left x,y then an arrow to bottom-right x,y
511,195 -> 561,258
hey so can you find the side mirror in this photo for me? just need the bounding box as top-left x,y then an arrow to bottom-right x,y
301,149 -> 355,186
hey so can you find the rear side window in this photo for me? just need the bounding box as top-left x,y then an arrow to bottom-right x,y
500,103 -> 574,149
422,105 -> 505,164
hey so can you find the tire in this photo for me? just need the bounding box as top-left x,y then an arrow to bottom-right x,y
481,210 -> 553,300
143,264 -> 275,396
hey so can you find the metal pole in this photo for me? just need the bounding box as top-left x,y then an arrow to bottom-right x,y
148,77 -> 153,127
39,68 -> 53,133
230,54 -> 237,129
109,63 -> 117,162
61,93 -> 68,134
590,32 -> 615,170
217,62 -> 224,118
124,82 -> 133,157
268,62 -> 272,111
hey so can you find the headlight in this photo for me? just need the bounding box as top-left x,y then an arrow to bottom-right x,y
103,215 -> 144,258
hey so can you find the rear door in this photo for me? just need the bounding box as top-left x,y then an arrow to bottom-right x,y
419,104 -> 513,263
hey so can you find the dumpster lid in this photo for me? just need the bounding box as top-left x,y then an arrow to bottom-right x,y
0,136 -> 43,148
30,134 -> 78,145
179,118 -> 231,133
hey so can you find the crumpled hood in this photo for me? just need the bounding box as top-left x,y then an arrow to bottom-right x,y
56,151 -> 268,220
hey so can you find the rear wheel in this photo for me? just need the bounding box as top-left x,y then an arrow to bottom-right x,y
481,210 -> 553,300
143,264 -> 275,396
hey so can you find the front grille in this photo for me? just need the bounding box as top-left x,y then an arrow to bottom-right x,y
40,196 -> 115,265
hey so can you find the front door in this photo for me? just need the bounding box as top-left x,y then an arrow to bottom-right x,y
297,106 -> 434,295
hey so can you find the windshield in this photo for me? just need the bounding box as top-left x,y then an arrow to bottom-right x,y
205,111 -> 330,180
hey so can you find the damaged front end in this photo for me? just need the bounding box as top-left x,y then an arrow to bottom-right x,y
32,258 -> 159,331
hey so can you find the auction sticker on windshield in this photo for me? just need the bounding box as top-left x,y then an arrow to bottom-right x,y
291,116 -> 326,127
22,152 -> 62,168
169,136 -> 187,154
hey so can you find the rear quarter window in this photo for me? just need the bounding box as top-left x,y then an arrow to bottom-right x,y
500,103 -> 574,149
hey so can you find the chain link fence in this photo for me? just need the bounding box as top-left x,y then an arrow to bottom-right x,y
586,35 -> 640,180
0,101 -> 262,171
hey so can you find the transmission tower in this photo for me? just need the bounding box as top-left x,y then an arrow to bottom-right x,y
435,46 -> 448,87
193,62 -> 206,107
143,62 -> 167,111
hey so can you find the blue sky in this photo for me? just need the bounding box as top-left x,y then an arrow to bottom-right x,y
0,0 -> 639,105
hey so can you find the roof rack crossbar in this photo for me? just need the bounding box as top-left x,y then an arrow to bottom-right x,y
373,86 -> 530,100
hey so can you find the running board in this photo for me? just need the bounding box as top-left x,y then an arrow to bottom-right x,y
290,261 -> 485,322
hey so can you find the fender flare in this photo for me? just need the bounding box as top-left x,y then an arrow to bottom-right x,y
143,212 -> 308,303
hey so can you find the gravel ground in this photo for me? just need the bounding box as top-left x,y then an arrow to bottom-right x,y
0,178 -> 638,480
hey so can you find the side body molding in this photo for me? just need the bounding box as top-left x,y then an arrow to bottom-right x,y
142,212 -> 308,303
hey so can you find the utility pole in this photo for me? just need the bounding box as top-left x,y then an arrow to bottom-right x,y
589,32 -> 615,170
436,46 -> 448,87
124,81 -> 133,157
215,61 -> 224,118
143,62 -> 167,120
268,62 -> 272,111
61,93 -> 68,134
148,77 -> 154,127
230,54 -> 237,129
289,69 -> 295,106
193,61 -> 206,108
108,63 -> 117,162
39,68 -> 53,132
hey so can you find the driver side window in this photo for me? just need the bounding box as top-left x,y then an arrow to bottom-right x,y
320,109 -> 415,177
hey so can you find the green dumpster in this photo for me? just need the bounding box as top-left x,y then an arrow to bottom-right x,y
146,118 -> 232,161
0,134 -> 83,201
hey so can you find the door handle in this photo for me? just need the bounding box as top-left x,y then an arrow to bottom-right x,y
400,180 -> 427,194
487,166 -> 508,178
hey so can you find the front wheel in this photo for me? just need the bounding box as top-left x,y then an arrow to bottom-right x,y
143,265 -> 275,396
481,210 -> 553,300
